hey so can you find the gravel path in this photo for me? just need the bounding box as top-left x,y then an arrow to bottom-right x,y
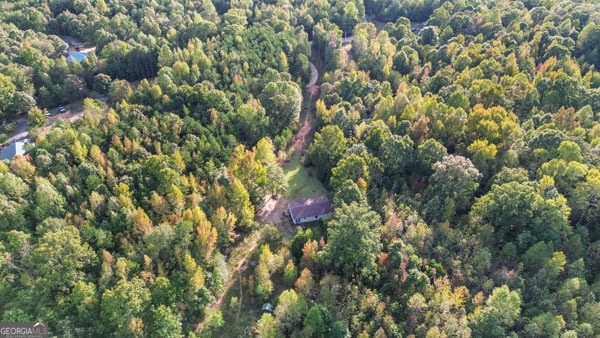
307,62 -> 318,88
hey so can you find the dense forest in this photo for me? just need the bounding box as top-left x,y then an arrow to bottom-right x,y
2,0 -> 600,337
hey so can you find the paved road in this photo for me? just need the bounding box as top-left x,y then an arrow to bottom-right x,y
2,110 -> 86,146
5,120 -> 29,143
307,62 -> 318,88
306,31 -> 357,88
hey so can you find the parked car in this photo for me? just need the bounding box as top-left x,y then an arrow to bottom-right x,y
45,111 -> 51,116
58,106 -> 66,114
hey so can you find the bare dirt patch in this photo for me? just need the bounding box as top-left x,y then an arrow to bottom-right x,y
256,194 -> 295,243
259,195 -> 287,225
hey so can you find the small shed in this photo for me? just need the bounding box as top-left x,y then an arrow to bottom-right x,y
261,303 -> 273,314
0,138 -> 29,161
287,196 -> 332,225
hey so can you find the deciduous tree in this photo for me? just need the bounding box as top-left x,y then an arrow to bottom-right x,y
321,202 -> 382,278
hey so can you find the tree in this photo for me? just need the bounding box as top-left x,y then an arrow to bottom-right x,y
290,228 -> 313,263
13,92 -> 36,116
63,75 -> 88,101
0,73 -> 16,120
253,137 -> 278,166
148,305 -> 182,338
321,202 -> 382,278
275,289 -> 307,335
295,267 -> 315,298
330,154 -> 370,192
470,285 -> 521,338
256,313 -> 280,338
415,138 -> 447,177
101,278 -> 151,337
182,206 -> 218,263
93,74 -> 112,94
538,158 -> 587,195
427,155 -> 480,218
571,168 -> 600,241
577,22 -> 600,68
265,164 -> 288,197
230,101 -> 268,145
407,278 -> 471,337
0,194 -> 29,232
229,144 -> 268,203
143,224 -> 175,267
227,177 -> 255,228
471,180 -> 572,252
306,125 -> 348,182
33,177 -> 67,222
380,134 -> 414,179
108,79 -> 133,105
465,104 -> 520,146
523,312 -> 566,337
332,179 -> 367,209
0,172 -> 30,232
341,2 -> 361,34
83,98 -> 105,119
419,26 -> 438,45
467,139 -> 498,180
28,226 -> 97,301
283,260 -> 298,287
260,81 -> 302,135
151,277 -> 175,307
303,305 -> 333,337
255,245 -> 275,301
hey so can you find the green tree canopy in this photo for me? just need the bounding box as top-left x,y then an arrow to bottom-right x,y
321,202 -> 382,278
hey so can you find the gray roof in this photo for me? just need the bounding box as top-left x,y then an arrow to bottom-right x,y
0,139 -> 28,161
288,196 -> 332,220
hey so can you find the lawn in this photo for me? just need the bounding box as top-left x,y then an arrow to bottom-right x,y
211,269 -> 258,337
212,267 -> 291,337
282,149 -> 328,199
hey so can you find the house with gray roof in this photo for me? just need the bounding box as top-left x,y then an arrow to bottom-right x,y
287,196 -> 333,225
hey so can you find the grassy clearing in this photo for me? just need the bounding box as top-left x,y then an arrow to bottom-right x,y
282,149 -> 327,199
214,264 -> 293,337
213,272 -> 257,337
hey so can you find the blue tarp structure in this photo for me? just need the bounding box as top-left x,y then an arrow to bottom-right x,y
261,303 -> 273,314
67,52 -> 89,63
